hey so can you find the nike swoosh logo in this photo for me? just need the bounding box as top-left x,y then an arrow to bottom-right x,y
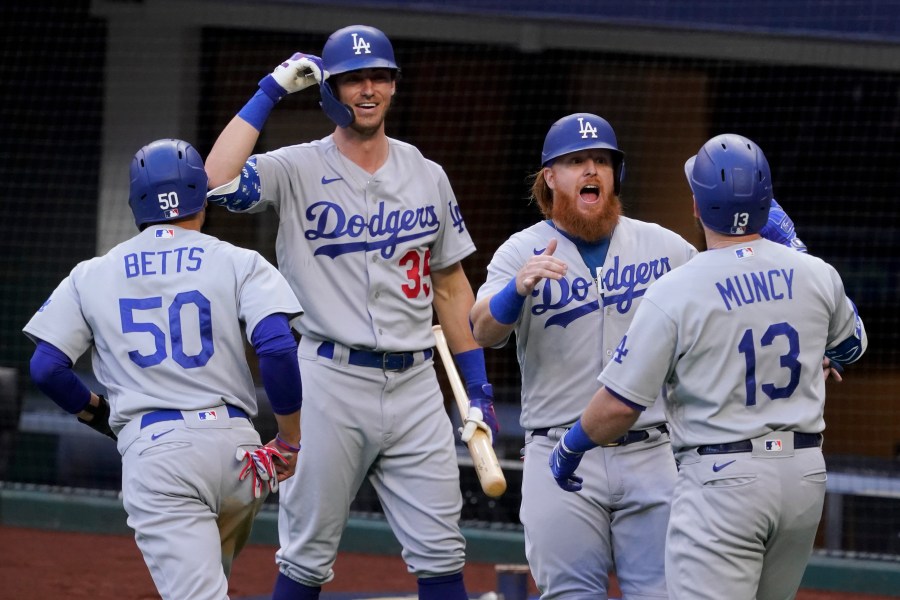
712,459 -> 736,472
151,428 -> 175,441
533,247 -> 546,255
321,175 -> 343,185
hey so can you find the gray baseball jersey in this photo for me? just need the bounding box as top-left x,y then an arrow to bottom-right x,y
476,216 -> 696,598
476,217 -> 697,430
249,135 -> 475,350
597,238 -> 862,449
23,224 -> 303,599
237,135 -> 475,584
597,238 -> 865,599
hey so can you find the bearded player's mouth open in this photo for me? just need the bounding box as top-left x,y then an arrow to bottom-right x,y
580,184 -> 601,204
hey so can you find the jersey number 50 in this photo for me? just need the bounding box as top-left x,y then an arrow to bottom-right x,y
737,322 -> 800,406
120,291 -> 214,369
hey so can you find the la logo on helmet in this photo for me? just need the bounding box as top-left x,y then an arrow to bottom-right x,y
578,117 -> 598,139
352,33 -> 372,55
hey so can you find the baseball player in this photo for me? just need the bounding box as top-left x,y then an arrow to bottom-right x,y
23,139 -> 304,600
549,134 -> 866,599
204,25 -> 496,600
470,113 -> 698,598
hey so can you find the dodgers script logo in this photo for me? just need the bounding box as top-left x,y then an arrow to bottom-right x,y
305,200 -> 440,259
532,255 -> 672,328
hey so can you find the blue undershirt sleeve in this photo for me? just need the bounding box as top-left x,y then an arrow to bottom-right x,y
29,341 -> 91,414
251,314 -> 302,415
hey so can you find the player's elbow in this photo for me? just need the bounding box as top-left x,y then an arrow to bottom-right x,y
470,301 -> 508,348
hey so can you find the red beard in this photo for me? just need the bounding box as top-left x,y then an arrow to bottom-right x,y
552,192 -> 621,242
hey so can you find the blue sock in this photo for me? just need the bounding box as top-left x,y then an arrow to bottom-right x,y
272,572 -> 321,600
418,572 -> 467,600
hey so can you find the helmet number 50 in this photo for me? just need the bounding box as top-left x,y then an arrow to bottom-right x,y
158,191 -> 180,210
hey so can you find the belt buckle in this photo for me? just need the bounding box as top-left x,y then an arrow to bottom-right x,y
382,352 -> 412,372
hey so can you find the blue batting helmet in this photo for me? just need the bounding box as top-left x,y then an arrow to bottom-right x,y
685,133 -> 772,235
128,139 -> 207,229
541,113 -> 625,194
322,25 -> 399,77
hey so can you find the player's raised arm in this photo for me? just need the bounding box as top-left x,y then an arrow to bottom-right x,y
206,52 -> 326,189
470,238 -> 567,347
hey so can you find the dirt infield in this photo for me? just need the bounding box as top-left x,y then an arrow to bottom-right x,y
0,526 -> 893,599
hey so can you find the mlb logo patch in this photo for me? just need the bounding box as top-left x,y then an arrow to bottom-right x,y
198,410 -> 218,421
765,439 -> 783,452
155,228 -> 175,239
164,208 -> 180,219
735,247 -> 755,259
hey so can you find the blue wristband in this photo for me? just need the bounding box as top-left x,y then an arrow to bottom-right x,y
489,277 -> 526,325
564,419 -> 599,453
454,348 -> 488,394
237,89 -> 277,132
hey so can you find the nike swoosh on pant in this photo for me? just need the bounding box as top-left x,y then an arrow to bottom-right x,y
151,428 -> 175,441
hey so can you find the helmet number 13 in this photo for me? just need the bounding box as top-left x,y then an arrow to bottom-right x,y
737,322 -> 800,406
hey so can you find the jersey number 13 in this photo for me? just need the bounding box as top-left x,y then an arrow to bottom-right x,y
737,322 -> 800,406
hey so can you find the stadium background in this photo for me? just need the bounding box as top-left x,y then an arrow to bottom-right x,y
1,0 -> 898,596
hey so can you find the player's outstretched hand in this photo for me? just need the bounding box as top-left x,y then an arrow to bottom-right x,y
237,446 -> 290,498
517,238 -> 567,294
823,357 -> 844,382
460,383 -> 499,445
549,436 -> 584,492
259,53 -> 326,103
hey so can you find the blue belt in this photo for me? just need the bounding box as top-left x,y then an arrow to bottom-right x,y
140,405 -> 250,429
317,341 -> 433,372
533,424 -> 668,447
697,432 -> 822,455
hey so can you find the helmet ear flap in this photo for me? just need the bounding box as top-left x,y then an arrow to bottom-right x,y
614,157 -> 625,196
319,80 -> 353,128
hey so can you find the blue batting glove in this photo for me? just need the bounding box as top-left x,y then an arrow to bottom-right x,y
460,383 -> 499,445
760,198 -> 807,252
549,436 -> 584,492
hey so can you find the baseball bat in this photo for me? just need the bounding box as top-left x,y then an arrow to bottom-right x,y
432,325 -> 507,498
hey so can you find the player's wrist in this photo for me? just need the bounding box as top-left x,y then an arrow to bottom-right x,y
237,89 -> 277,132
489,277 -> 526,325
274,432 -> 301,453
454,348 -> 488,392
563,419 -> 597,454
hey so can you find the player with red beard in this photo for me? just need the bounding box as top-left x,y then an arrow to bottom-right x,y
470,112 -> 696,598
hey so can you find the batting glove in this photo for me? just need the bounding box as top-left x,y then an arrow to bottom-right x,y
236,446 -> 289,498
549,436 -> 584,493
259,53 -> 326,103
459,383 -> 499,445
760,198 -> 808,252
77,394 -> 117,441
